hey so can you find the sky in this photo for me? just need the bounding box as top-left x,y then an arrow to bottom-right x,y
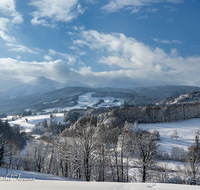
0,0 -> 200,91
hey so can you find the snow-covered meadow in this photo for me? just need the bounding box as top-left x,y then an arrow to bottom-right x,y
1,181 -> 200,190
44,92 -> 124,112
0,166 -> 199,190
8,113 -> 64,133
140,119 -> 200,153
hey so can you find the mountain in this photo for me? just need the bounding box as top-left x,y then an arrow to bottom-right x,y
0,76 -> 88,100
3,76 -> 60,99
1,85 -> 200,115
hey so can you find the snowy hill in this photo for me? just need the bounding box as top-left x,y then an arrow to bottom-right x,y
0,76 -> 88,100
0,84 -> 200,115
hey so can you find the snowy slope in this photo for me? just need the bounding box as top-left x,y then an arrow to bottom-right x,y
0,168 -> 76,181
9,113 -> 64,132
139,119 -> 200,153
44,92 -> 124,112
0,180 -> 199,190
1,84 -> 200,115
0,167 -> 198,190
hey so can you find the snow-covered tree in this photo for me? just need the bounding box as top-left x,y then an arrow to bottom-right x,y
25,139 -> 49,172
40,119 -> 48,130
118,125 -> 134,182
70,116 -> 98,181
185,136 -> 200,185
150,129 -> 160,140
194,129 -> 200,137
171,146 -> 186,161
4,140 -> 20,169
170,129 -> 179,140
134,130 -> 159,183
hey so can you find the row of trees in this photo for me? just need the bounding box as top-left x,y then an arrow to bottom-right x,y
0,120 -> 26,169
1,116 -> 159,182
1,116 -> 200,185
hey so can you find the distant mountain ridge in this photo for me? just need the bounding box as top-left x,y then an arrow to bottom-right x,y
0,76 -> 88,100
0,84 -> 200,115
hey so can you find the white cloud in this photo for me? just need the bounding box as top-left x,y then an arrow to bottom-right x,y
101,0 -> 182,14
6,43 -> 39,54
0,0 -> 23,27
153,38 -> 182,44
29,0 -> 85,27
44,55 -> 52,61
71,29 -> 200,86
0,17 -> 10,31
170,48 -> 178,57
0,58 -> 71,85
11,12 -> 23,24
48,49 -> 76,65
172,40 -> 182,44
0,31 -> 16,43
153,38 -> 171,44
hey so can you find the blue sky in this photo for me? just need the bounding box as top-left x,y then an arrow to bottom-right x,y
0,0 -> 200,91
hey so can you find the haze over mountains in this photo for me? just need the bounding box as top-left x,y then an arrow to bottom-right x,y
0,76 -> 88,100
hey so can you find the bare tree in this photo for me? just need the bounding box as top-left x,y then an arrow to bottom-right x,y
26,139 -> 49,173
134,130 -> 159,183
70,116 -> 98,181
185,135 -> 200,185
0,134 -> 5,167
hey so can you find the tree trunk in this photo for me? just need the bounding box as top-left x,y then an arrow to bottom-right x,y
121,145 -> 124,182
142,165 -> 146,183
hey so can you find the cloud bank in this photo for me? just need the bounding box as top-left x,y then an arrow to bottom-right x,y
2,28 -> 200,90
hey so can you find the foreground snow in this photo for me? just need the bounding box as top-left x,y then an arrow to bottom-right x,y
0,167 -> 199,190
1,180 -> 199,190
0,168 -> 76,181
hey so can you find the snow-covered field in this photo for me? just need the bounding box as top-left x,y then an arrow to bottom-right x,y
139,119 -> 200,153
8,113 -> 64,132
1,179 -> 199,190
44,92 -> 124,112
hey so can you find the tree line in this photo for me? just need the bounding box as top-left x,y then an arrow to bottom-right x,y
0,116 -> 200,185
